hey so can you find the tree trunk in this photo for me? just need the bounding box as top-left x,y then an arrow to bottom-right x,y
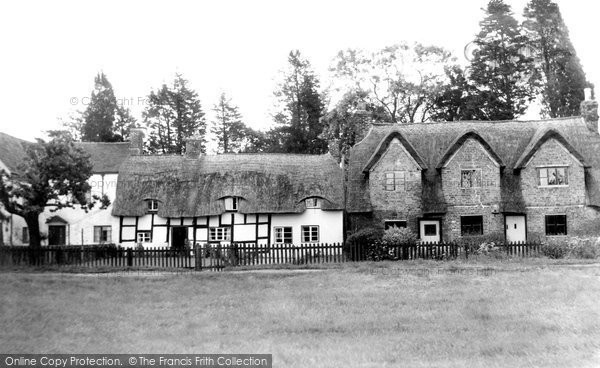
24,213 -> 41,249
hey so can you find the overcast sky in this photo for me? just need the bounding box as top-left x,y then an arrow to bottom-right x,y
0,0 -> 598,142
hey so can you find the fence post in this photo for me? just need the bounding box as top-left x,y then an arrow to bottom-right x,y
127,248 -> 133,267
464,243 -> 469,260
194,244 -> 202,271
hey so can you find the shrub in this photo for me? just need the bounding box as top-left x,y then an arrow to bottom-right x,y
382,227 -> 417,246
567,237 -> 600,259
541,240 -> 569,259
459,233 -> 504,255
344,227 -> 383,261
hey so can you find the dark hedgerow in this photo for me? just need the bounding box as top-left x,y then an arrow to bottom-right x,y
344,227 -> 383,261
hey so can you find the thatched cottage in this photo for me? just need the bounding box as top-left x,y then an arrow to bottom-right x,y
111,136 -> 345,248
347,98 -> 600,242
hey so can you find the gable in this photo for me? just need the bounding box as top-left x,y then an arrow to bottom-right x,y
437,131 -> 503,169
515,130 -> 586,169
368,137 -> 423,173
362,131 -> 427,173
439,137 -> 502,169
521,138 -> 585,169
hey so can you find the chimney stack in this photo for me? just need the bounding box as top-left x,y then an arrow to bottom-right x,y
581,87 -> 599,134
129,128 -> 145,155
185,135 -> 204,158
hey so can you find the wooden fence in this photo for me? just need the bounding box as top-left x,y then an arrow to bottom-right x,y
0,241 -> 543,271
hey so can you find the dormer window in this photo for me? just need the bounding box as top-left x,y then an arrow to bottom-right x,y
224,197 -> 239,212
305,197 -> 320,209
146,199 -> 158,213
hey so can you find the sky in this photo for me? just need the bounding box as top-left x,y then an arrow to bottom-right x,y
0,0 -> 598,143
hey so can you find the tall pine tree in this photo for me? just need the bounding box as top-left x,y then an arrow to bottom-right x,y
211,93 -> 246,153
144,74 -> 206,154
469,0 -> 536,120
82,72 -> 119,142
523,0 -> 589,117
272,50 -> 328,154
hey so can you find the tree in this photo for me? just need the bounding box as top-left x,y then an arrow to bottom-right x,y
321,89 -> 385,160
211,93 -> 247,153
469,0 -> 537,120
272,50 -> 328,154
0,131 -> 105,248
81,72 -> 120,142
523,0 -> 589,117
330,43 -> 454,124
144,74 -> 206,154
113,105 -> 139,141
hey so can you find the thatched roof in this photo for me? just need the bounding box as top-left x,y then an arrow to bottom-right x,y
112,153 -> 344,217
347,117 -> 600,213
0,132 -> 31,174
75,142 -> 131,174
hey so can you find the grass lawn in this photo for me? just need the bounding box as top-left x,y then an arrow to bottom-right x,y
1,261 -> 599,367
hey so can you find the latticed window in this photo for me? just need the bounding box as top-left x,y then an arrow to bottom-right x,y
301,225 -> 319,243
224,197 -> 239,211
384,171 -> 406,191
209,227 -> 231,241
274,227 -> 293,243
461,216 -> 483,236
305,198 -> 319,208
137,231 -> 151,243
461,169 -> 482,188
538,167 -> 568,186
94,226 -> 112,243
545,215 -> 567,235
146,199 -> 158,213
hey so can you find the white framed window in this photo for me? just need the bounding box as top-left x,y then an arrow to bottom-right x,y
305,197 -> 320,208
301,225 -> 319,243
384,171 -> 406,191
147,199 -> 158,213
94,226 -> 112,243
461,169 -> 482,188
137,231 -> 152,243
209,227 -> 231,241
224,197 -> 239,211
538,167 -> 568,186
274,227 -> 293,243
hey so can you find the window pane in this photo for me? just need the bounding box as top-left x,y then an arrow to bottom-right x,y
424,224 -> 437,236
548,168 -> 557,185
556,168 -> 565,185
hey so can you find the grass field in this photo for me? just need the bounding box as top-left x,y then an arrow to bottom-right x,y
1,261 -> 599,367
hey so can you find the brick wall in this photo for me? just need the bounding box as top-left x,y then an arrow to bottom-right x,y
368,138 -> 423,228
520,138 -> 586,207
441,138 -> 501,207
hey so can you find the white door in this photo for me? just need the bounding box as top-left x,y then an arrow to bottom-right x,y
419,220 -> 441,243
505,215 -> 526,243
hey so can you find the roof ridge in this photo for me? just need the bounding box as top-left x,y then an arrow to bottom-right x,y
370,115 -> 582,127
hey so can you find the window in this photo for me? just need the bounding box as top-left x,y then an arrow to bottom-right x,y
461,216 -> 483,236
94,226 -> 112,243
274,227 -> 293,243
546,215 -> 567,235
384,171 -> 406,191
305,198 -> 320,208
209,227 -> 231,241
385,220 -> 407,230
22,227 -> 29,244
137,231 -> 152,243
147,199 -> 158,213
461,169 -> 482,188
538,167 -> 568,186
424,224 -> 437,236
301,225 -> 319,243
224,197 -> 239,211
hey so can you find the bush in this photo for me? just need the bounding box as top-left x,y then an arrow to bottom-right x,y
344,227 -> 383,261
382,227 -> 417,246
459,233 -> 504,255
540,237 -> 600,259
541,240 -> 569,259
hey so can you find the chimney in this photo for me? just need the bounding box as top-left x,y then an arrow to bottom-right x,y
185,136 -> 204,158
129,128 -> 145,155
581,87 -> 598,133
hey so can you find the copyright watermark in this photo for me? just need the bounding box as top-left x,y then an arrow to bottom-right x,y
69,97 -> 150,107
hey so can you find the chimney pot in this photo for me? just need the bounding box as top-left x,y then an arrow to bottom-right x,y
581,89 -> 599,134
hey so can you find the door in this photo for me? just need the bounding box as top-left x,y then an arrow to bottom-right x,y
419,220 -> 441,243
48,225 -> 66,246
505,215 -> 526,243
171,227 -> 188,250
